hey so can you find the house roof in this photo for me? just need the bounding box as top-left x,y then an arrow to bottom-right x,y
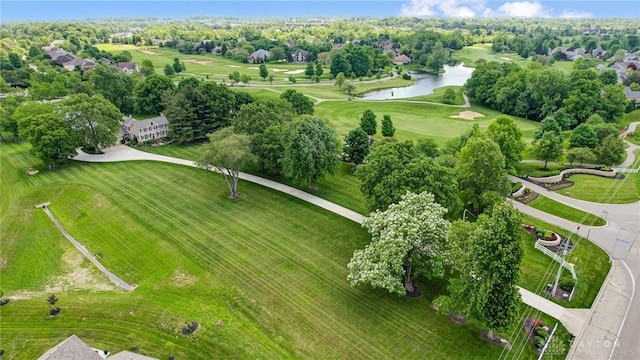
392,54 -> 412,64
109,351 -> 158,360
624,87 -> 640,100
37,334 -> 104,360
250,49 -> 271,59
123,114 -> 169,129
292,49 -> 308,56
116,62 -> 135,70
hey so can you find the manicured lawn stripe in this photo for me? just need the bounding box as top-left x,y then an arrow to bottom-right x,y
527,195 -> 607,226
557,173 -> 640,204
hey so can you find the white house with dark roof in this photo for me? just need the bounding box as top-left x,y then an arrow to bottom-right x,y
624,87 -> 640,103
290,49 -> 309,63
115,62 -> 139,75
121,114 -> 169,142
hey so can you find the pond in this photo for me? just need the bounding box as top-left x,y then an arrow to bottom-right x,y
360,64 -> 474,100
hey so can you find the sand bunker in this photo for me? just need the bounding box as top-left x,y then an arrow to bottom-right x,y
141,50 -> 158,55
248,67 -> 259,70
283,69 -> 305,74
450,111 -> 485,120
270,69 -> 287,72
500,57 -> 512,61
227,65 -> 242,68
182,59 -> 213,65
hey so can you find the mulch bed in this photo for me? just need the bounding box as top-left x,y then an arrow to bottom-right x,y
405,285 -> 422,298
513,189 -> 538,204
0,299 -> 9,306
182,321 -> 199,335
523,227 -> 574,253
544,283 -> 573,301
480,331 -> 512,349
527,179 -> 574,191
49,307 -> 60,316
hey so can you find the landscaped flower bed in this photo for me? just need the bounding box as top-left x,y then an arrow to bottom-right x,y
524,317 -> 552,353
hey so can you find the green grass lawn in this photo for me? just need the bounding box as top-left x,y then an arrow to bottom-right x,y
404,85 -> 465,105
519,214 -> 611,309
315,100 -> 538,145
1,142 -> 569,359
527,195 -> 607,226
452,44 -> 533,68
515,162 -> 566,177
557,173 -> 640,204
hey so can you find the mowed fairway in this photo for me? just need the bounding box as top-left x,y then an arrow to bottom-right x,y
315,100 -> 539,144
0,143 -> 540,359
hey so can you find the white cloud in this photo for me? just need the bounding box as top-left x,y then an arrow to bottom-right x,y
490,2 -> 551,17
400,0 -> 560,18
400,0 -> 486,17
561,10 -> 594,18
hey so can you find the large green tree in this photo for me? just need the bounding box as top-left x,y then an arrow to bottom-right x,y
456,137 -> 510,213
59,93 -> 122,152
134,73 -> 175,114
596,134 -> 626,166
569,123 -> 599,149
280,89 -> 314,115
566,147 -> 596,167
232,99 -> 293,135
438,203 -> 523,340
347,191 -> 451,296
381,114 -> 395,137
534,116 -> 563,140
259,64 -> 268,80
17,113 -> 76,169
357,141 -> 460,214
532,131 -> 564,170
330,52 -> 351,77
486,115 -> 524,171
342,127 -> 370,165
359,110 -> 377,136
197,128 -> 256,198
282,116 -> 340,188
90,63 -> 135,114
253,123 -> 289,172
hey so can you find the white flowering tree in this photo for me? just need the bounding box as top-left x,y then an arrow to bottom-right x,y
347,191 -> 451,296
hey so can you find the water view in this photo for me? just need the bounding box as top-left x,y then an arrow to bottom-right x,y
360,64 -> 475,100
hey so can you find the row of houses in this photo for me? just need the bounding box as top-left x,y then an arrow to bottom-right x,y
547,46 -> 609,61
43,47 -> 139,74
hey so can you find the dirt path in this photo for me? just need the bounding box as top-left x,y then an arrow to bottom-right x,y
40,205 -> 136,291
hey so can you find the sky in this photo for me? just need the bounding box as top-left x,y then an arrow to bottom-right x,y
0,0 -> 638,21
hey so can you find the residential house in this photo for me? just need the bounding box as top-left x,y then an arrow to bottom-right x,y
63,58 -> 96,71
377,39 -> 394,53
38,334 -> 158,360
248,49 -> 271,63
37,334 -> 105,360
121,114 -> 170,142
592,47 -> 607,59
116,62 -> 139,75
290,49 -> 309,63
548,47 -> 590,61
211,45 -> 224,55
624,87 -> 640,103
392,54 -> 412,65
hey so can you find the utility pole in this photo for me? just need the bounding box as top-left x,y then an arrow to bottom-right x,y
551,249 -> 568,297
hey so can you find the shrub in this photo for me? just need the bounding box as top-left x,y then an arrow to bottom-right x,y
511,181 -> 523,193
402,73 -> 411,80
559,277 -> 577,292
535,335 -> 547,348
535,326 -> 550,339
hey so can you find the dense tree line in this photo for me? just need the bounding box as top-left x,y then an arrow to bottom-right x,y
465,60 -> 628,126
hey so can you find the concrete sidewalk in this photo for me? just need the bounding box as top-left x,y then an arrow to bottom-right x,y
518,287 -> 589,335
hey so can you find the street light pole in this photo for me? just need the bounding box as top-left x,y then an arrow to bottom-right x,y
551,249 -> 568,297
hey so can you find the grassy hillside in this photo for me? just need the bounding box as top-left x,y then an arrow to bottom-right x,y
1,142 -> 553,359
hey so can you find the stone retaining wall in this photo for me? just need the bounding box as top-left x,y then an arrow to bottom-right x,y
528,168 -> 618,183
